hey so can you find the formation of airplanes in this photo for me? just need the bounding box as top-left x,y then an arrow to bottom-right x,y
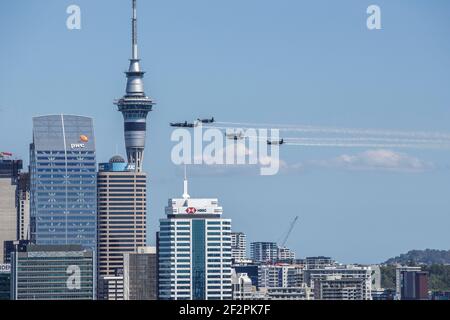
170,117 -> 215,128
169,117 -> 285,146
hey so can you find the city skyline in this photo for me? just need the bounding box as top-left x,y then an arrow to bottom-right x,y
1,0 -> 450,264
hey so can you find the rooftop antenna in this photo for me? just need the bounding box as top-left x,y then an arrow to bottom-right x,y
132,0 -> 138,60
182,164 -> 190,200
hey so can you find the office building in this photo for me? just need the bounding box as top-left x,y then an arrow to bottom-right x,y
231,232 -> 247,262
305,256 -> 334,269
97,156 -> 146,284
11,245 -> 95,300
265,286 -> 312,300
304,265 -> 372,299
233,263 -> 260,290
395,266 -> 421,299
158,175 -> 232,300
258,264 -> 304,289
30,115 -> 97,250
0,264 -> 11,300
98,275 -> 124,300
0,158 -> 22,263
371,288 -> 396,300
314,275 -> 368,300
115,0 -> 155,172
369,265 -> 382,291
123,246 -> 157,300
3,240 -> 30,265
277,246 -> 295,261
17,173 -> 30,240
250,242 -> 278,263
398,268 -> 429,300
231,271 -> 253,300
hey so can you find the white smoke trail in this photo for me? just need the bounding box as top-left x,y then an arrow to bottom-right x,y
284,142 -> 450,149
212,122 -> 450,140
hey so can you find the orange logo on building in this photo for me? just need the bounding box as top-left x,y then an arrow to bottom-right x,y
80,135 -> 89,142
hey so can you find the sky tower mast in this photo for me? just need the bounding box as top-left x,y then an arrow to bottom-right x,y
115,0 -> 155,172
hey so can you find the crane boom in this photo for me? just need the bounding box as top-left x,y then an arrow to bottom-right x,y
281,216 -> 299,247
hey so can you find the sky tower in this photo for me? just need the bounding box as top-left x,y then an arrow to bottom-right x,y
115,0 -> 155,172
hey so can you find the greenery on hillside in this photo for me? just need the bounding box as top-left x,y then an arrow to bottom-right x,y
381,249 -> 450,291
384,249 -> 450,265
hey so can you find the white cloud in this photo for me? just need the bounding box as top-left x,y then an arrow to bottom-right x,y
310,149 -> 433,172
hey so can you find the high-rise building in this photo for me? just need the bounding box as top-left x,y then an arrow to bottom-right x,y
314,275 -> 369,300
258,264 -> 303,289
304,265 -> 372,300
305,256 -> 334,269
17,173 -> 30,241
3,240 -> 30,265
11,245 -> 95,300
115,0 -> 155,172
231,232 -> 247,262
231,270 -> 253,300
123,246 -> 157,300
277,246 -> 295,261
97,156 -> 147,283
0,158 -> 22,263
233,263 -> 260,290
250,242 -> 278,263
398,268 -> 429,300
98,275 -> 124,301
30,115 -> 97,250
158,175 -> 233,300
264,286 -> 312,300
395,266 -> 421,299
0,264 -> 11,300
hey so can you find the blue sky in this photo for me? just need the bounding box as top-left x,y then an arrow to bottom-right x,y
1,0 -> 450,263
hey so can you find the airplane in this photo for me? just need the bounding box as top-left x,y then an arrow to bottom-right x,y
197,117 -> 215,124
0,151 -> 13,158
170,121 -> 197,128
226,132 -> 245,140
267,139 -> 284,145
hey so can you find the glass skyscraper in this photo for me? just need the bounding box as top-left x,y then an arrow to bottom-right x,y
158,178 -> 232,300
30,115 -> 97,250
11,245 -> 95,300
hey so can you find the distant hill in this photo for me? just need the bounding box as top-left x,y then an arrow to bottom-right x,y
384,249 -> 450,265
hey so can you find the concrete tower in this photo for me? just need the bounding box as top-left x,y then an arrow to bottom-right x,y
115,0 -> 155,172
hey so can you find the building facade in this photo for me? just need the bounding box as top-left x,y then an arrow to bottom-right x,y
398,268 -> 429,300
30,115 -> 97,250
395,266 -> 422,300
231,270 -> 253,300
123,246 -> 157,300
11,245 -> 95,300
277,246 -> 296,261
0,264 -> 11,300
17,173 -> 30,241
250,242 -> 278,263
97,156 -> 147,284
314,276 -> 368,300
98,275 -> 124,300
231,232 -> 247,262
304,265 -> 372,300
158,178 -> 232,300
0,159 -> 22,263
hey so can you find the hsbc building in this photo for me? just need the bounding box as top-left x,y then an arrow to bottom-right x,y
158,178 -> 232,300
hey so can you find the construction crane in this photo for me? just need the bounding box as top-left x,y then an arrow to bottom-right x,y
280,216 -> 299,247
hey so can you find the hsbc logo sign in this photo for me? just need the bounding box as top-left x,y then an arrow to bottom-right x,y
184,207 -> 208,214
185,207 -> 197,214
